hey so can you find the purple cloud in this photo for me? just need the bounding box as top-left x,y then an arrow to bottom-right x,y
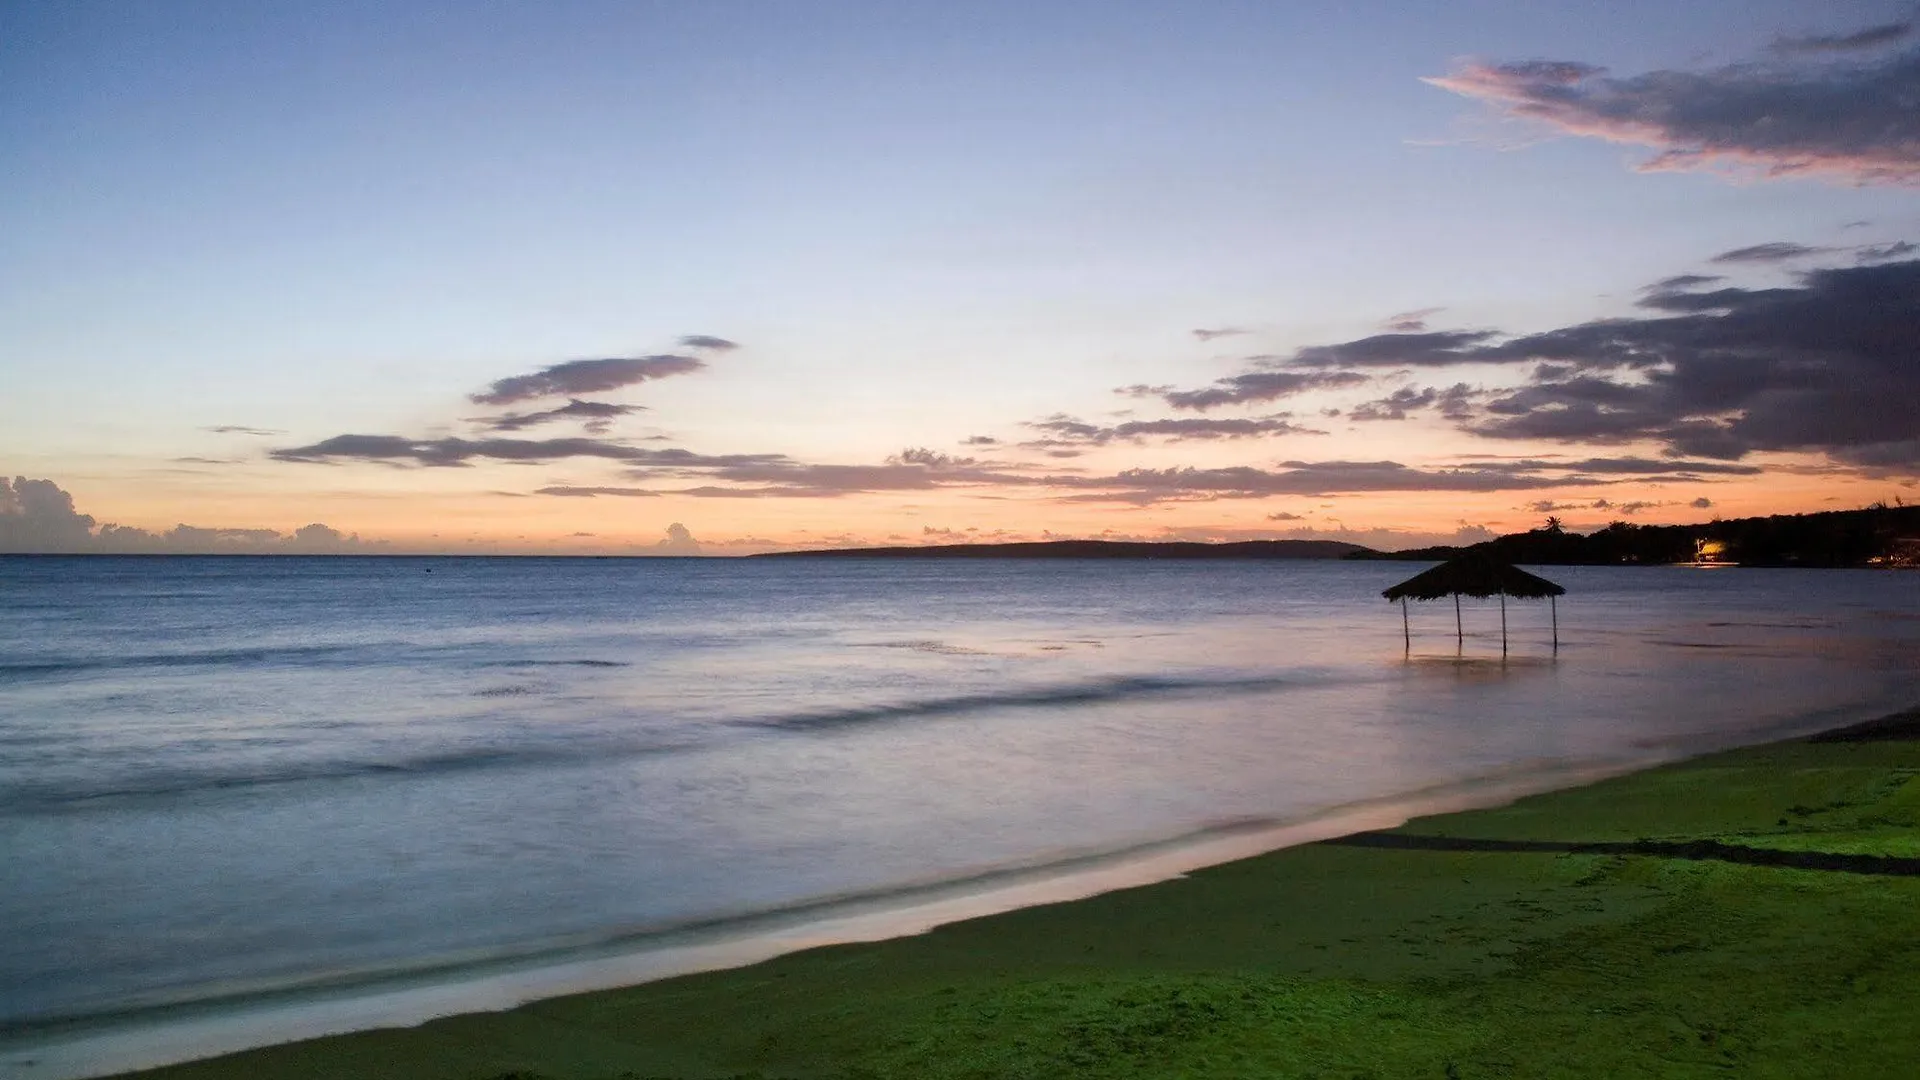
470,355 -> 706,406
477,399 -> 644,434
1428,38 -> 1920,185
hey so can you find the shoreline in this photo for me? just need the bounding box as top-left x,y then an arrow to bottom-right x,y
7,694 -> 1913,1080
0,757 -> 1645,1080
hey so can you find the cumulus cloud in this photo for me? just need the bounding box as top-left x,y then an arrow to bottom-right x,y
1521,496 -> 1671,517
1348,384 -> 1482,422
470,355 -> 705,406
1427,34 -> 1920,185
477,399 -> 643,434
1,477 -> 371,554
962,435 -> 1001,446
889,447 -> 977,467
1691,496 -> 1714,508
677,335 -> 739,351
1,477 -> 96,550
656,522 -> 703,554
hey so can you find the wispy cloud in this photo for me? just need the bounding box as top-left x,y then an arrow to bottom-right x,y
271,434 -> 785,469
1772,21 -> 1911,54
1024,413 -> 1324,446
1289,331 -> 1500,369
1160,369 -> 1371,411
1710,242 -> 1826,264
1382,307 -> 1445,332
470,355 -> 706,406
1644,274 -> 1724,291
1051,461 -> 1612,503
477,399 -> 643,434
534,486 -> 661,498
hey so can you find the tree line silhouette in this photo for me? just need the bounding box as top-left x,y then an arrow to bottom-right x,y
1350,502 -> 1919,568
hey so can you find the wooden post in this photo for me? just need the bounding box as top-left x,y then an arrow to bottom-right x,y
1454,592 -> 1462,650
1500,593 -> 1508,656
1551,595 -> 1558,651
1401,597 -> 1410,651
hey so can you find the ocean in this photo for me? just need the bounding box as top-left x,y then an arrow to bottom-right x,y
1,555 -> 1915,1071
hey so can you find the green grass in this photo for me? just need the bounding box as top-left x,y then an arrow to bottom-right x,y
121,713 -> 1920,1079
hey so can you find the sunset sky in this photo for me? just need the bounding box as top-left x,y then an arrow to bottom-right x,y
4,1 -> 1917,553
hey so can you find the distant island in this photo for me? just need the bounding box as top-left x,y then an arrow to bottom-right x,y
756,504 -> 1919,568
754,539 -> 1369,560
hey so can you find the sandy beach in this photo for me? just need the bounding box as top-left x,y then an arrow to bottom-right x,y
17,703 -> 1905,1079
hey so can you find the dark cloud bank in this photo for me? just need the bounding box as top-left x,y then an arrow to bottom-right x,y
1429,19 -> 1920,184
1153,259 -> 1920,473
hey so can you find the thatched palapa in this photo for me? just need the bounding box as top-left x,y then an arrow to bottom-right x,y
1382,552 -> 1565,654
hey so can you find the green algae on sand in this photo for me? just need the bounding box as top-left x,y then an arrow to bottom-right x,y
122,709 -> 1920,1079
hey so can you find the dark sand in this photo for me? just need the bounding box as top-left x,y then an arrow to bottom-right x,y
101,707 -> 1920,1078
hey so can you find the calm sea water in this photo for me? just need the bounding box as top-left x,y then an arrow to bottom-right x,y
2,555 -> 1916,1035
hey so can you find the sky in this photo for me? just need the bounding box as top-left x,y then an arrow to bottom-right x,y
3,0 -> 1917,554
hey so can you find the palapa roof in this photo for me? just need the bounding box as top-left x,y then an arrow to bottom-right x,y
1381,552 -> 1566,602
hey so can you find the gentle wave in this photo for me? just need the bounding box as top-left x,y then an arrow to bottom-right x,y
472,658 -> 632,668
0,750 -> 1658,1041
0,644 -> 358,681
2,672 -> 1330,811
741,673 -> 1312,732
0,813 -> 1299,1033
0,648 -> 636,682
0,740 -> 699,813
